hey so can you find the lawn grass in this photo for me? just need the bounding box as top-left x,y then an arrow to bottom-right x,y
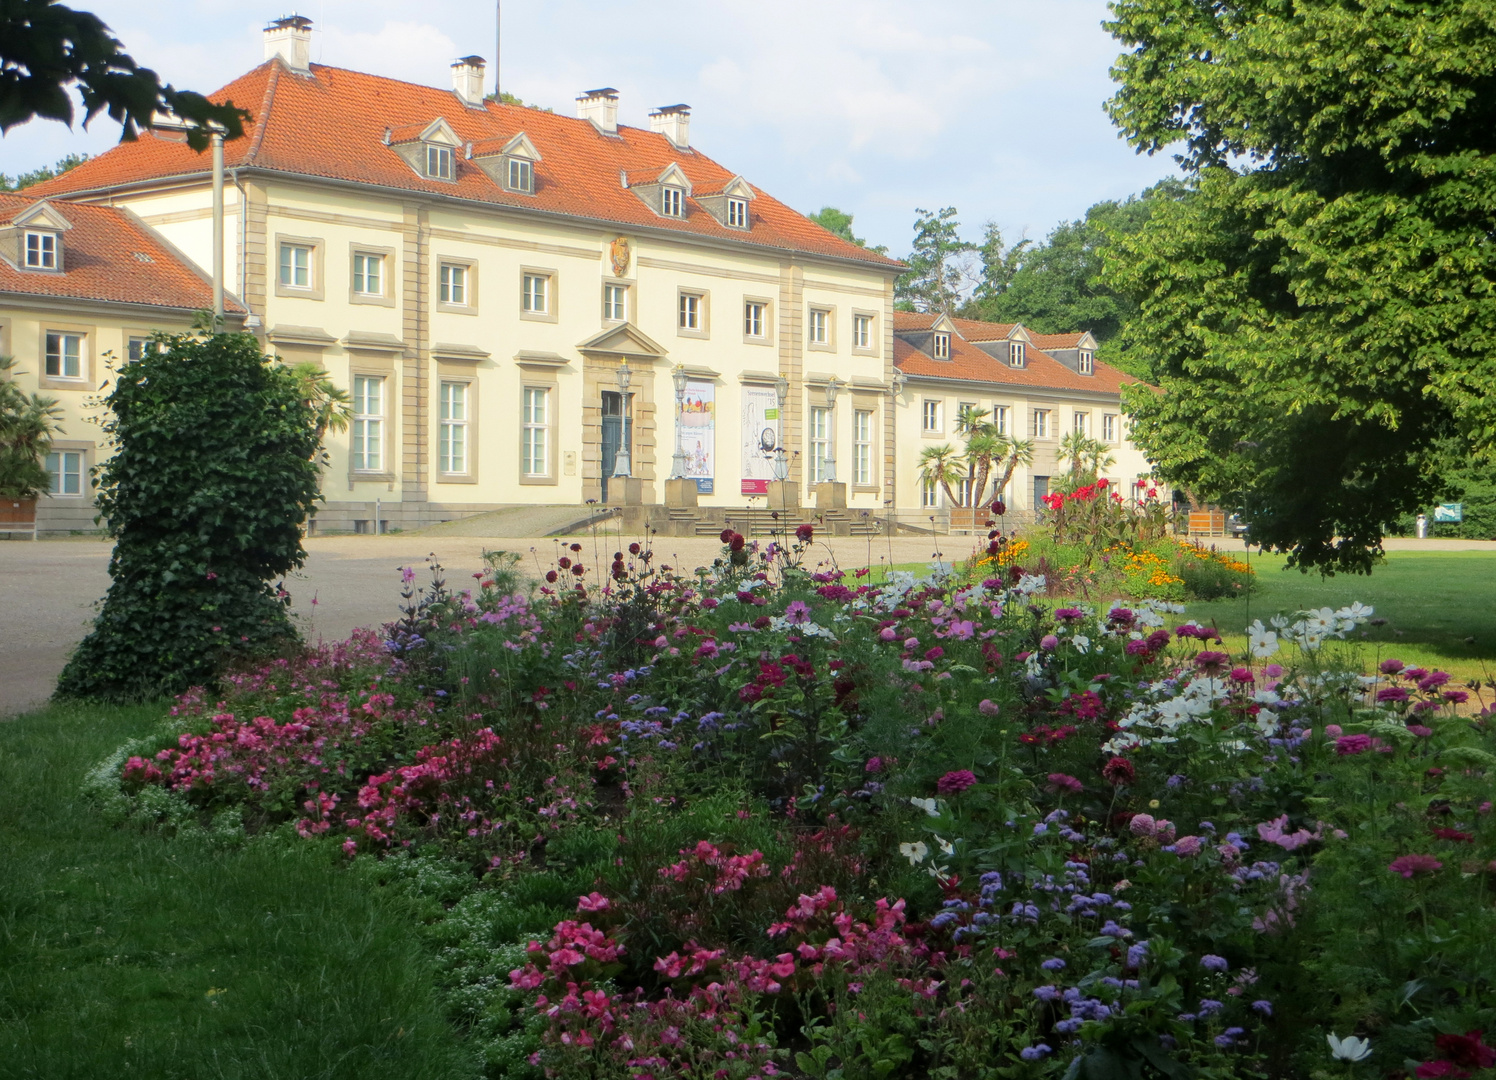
0,702 -> 471,1080
1185,550 -> 1496,683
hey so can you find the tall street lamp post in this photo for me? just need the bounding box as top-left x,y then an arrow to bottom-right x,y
670,364 -> 689,480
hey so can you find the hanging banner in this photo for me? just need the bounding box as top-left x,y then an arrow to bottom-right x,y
740,385 -> 780,496
681,379 -> 715,495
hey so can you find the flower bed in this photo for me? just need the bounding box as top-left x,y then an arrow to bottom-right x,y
99,533 -> 1496,1079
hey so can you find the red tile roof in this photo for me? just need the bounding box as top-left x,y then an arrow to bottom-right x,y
0,194 -> 244,314
893,312 -> 1134,395
1029,331 -> 1088,350
31,61 -> 903,271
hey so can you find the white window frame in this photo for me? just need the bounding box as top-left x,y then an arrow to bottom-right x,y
727,197 -> 747,227
661,186 -> 684,216
352,375 -> 385,472
809,406 -> 832,484
507,157 -> 534,193
1079,349 -> 1094,375
922,399 -> 941,433
24,231 -> 57,269
603,282 -> 628,322
426,144 -> 454,180
127,337 -> 153,362
522,272 -> 550,315
932,332 -> 950,359
744,300 -> 766,338
352,252 -> 384,297
1073,410 -> 1089,435
808,308 -> 829,346
44,331 -> 83,380
678,291 -> 701,331
922,476 -> 939,509
439,262 -> 468,306
1033,408 -> 1051,439
1009,341 -> 1025,367
993,404 -> 1009,436
1103,413 -> 1117,442
45,450 -> 83,496
853,409 -> 873,486
279,243 -> 312,289
438,381 -> 469,475
522,386 -> 550,477
853,313 -> 872,351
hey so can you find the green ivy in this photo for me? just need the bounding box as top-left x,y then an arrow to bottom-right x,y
57,329 -> 321,701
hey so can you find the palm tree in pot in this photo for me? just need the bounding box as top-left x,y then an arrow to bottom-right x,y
0,356 -> 64,531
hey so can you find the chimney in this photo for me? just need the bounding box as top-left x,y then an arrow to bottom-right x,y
576,88 -> 619,134
451,56 -> 487,107
649,104 -> 691,150
263,15 -> 312,73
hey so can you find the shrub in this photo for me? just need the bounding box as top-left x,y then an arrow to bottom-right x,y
57,329 -> 320,701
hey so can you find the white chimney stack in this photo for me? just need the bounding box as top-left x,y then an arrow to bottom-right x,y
263,15 -> 312,73
451,56 -> 487,107
649,104 -> 691,150
577,88 -> 619,134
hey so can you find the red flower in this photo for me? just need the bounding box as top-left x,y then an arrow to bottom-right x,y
720,528 -> 734,544
1389,854 -> 1443,878
1436,1031 -> 1496,1069
991,499 -> 1006,515
1102,757 -> 1135,786
795,523 -> 814,542
1432,827 -> 1475,843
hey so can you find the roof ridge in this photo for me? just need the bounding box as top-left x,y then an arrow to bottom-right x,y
243,60 -> 281,164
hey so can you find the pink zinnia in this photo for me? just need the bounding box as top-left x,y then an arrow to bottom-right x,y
1388,854 -> 1442,878
1335,734 -> 1374,755
937,769 -> 977,795
1377,686 -> 1409,703
1046,772 -> 1083,794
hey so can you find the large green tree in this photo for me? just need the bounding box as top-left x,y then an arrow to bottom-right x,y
1103,0 -> 1496,573
2,0 -> 247,150
896,206 -> 974,313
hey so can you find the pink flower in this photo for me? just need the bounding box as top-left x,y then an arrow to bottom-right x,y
1388,854 -> 1443,878
1379,658 -> 1405,674
1129,813 -> 1156,836
1174,835 -> 1202,857
784,600 -> 811,625
979,699 -> 1000,716
1335,734 -> 1374,755
576,891 -> 611,912
1046,772 -> 1083,794
1324,724 -> 1343,737
1040,634 -> 1059,651
936,769 -> 977,795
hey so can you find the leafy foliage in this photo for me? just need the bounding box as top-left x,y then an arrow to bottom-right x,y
1,0 -> 248,150
0,354 -> 63,499
56,329 -> 320,701
807,205 -> 887,254
0,150 -> 88,191
1102,0 -> 1496,573
896,206 -> 974,313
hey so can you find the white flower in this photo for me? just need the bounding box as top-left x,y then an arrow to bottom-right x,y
1014,573 -> 1047,596
1327,1034 -> 1371,1063
1072,634 -> 1091,654
1247,619 -> 1279,659
899,841 -> 928,864
909,796 -> 940,817
934,836 -> 955,856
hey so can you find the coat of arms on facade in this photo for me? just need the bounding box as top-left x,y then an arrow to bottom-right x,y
609,236 -> 631,278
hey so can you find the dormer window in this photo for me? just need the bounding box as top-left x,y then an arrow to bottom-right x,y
1009,342 -> 1025,367
727,198 -> 748,228
507,158 -> 534,193
1078,349 -> 1094,375
933,332 -> 950,359
25,231 -> 58,269
661,186 -> 684,217
426,145 -> 454,180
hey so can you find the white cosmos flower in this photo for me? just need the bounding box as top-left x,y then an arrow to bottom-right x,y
1327,1034 -> 1372,1062
935,836 -> 955,856
909,796 -> 940,817
1072,634 -> 1091,654
1247,619 -> 1280,658
899,841 -> 929,865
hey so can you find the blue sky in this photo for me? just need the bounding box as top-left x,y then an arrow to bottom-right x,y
2,0 -> 1182,255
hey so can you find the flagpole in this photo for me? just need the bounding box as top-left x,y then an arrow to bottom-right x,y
494,0 -> 501,100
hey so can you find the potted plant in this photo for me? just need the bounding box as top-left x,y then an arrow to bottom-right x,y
0,356 -> 64,534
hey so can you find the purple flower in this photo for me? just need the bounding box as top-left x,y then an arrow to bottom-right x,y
1252,1000 -> 1273,1016
1040,634 -> 1060,651
1020,1044 -> 1053,1061
1198,999 -> 1224,1016
1335,734 -> 1375,755
784,600 -> 811,625
1376,686 -> 1409,703
1054,607 -> 1084,621
1033,985 -> 1061,1002
1388,854 -> 1442,878
1041,958 -> 1067,971
1200,955 -> 1228,973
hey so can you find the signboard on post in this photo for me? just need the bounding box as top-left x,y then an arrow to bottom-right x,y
681,379 -> 715,495
740,386 -> 779,496
1434,503 -> 1463,523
